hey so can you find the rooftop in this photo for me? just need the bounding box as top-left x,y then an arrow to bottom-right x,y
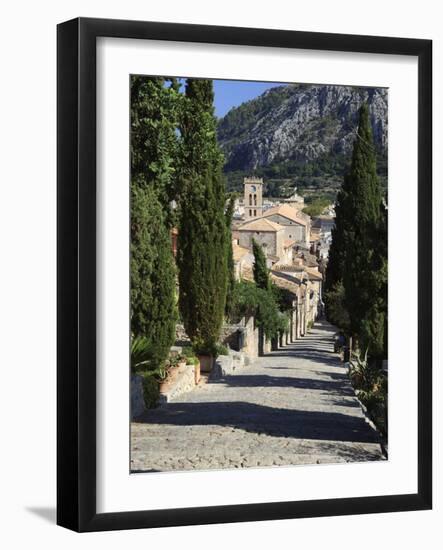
263,204 -> 308,226
238,218 -> 285,233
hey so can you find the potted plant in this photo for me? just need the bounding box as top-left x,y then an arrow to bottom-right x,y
192,339 -> 216,373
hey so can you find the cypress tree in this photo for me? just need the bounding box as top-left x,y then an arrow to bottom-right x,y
130,180 -> 177,365
324,182 -> 351,327
225,194 -> 236,317
342,104 -> 386,357
130,76 -> 178,364
177,79 -> 228,354
252,239 -> 270,290
325,103 -> 387,360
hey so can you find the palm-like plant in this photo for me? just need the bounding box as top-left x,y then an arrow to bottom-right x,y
131,335 -> 153,371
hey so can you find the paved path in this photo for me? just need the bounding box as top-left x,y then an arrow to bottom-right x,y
131,321 -> 384,472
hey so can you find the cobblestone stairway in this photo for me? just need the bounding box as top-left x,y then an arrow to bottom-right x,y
131,320 -> 384,472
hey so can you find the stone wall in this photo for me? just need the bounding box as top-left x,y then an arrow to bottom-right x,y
159,364 -> 196,405
266,214 -> 305,243
131,374 -> 145,419
176,322 -> 246,351
238,229 -> 279,257
239,315 -> 259,359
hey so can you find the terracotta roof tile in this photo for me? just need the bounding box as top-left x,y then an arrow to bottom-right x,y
238,218 -> 285,232
263,204 -> 308,226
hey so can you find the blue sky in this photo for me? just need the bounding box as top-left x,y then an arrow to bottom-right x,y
213,80 -> 284,118
172,77 -> 285,118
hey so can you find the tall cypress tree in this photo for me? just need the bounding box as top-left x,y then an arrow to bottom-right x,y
324,182 -> 351,328
342,104 -> 386,357
325,103 -> 387,359
130,76 -> 178,364
177,79 -> 228,354
130,180 -> 177,364
252,239 -> 270,290
225,194 -> 236,317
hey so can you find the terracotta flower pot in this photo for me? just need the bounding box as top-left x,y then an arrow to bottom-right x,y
197,354 -> 214,373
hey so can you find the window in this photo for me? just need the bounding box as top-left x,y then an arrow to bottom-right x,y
249,194 -> 252,206
254,195 -> 257,206
254,209 -> 256,217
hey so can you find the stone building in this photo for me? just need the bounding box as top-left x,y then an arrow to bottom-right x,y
262,203 -> 310,246
243,177 -> 264,220
237,218 -> 285,257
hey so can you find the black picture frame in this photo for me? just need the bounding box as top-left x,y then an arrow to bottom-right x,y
57,17 -> 432,532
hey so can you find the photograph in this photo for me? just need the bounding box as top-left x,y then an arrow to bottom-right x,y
129,76 -> 388,473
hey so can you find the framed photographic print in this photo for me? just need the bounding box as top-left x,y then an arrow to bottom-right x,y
57,17 -> 432,532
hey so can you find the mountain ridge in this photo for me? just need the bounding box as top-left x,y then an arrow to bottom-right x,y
217,83 -> 388,198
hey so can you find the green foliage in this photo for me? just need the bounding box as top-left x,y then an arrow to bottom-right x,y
231,281 -> 286,340
217,85 -> 294,143
215,343 -> 229,357
218,83 -> 387,198
302,197 -> 330,217
252,239 -> 270,290
130,182 -> 177,366
324,281 -> 350,331
225,194 -> 236,316
349,350 -> 387,435
342,105 -> 387,358
325,104 -> 387,361
177,79 -> 229,354
139,372 -> 160,409
131,335 -> 154,372
131,75 -> 181,222
130,76 -> 180,369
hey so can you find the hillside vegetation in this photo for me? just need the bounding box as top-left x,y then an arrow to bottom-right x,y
217,83 -> 388,199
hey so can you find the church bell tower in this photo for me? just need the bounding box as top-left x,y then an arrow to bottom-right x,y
243,177 -> 263,220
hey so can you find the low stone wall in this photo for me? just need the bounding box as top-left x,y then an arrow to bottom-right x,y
240,316 -> 259,359
175,316 -> 260,361
209,350 -> 249,380
175,322 -> 247,352
131,374 -> 145,419
158,364 -> 196,405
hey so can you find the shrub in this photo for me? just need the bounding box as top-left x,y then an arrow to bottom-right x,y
131,335 -> 154,372
349,350 -> 387,435
231,280 -> 284,341
215,343 -> 229,357
140,372 -> 160,409
130,183 -> 177,367
181,346 -> 196,359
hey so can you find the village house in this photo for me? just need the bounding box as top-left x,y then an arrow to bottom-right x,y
262,203 -> 311,246
236,218 -> 294,266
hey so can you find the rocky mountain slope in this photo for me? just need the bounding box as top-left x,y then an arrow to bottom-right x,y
217,83 -> 388,196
